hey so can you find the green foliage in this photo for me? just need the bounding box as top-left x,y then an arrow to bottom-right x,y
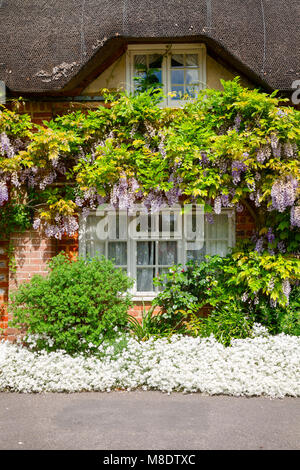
185,303 -> 255,346
133,65 -> 163,94
128,305 -> 186,341
0,79 -> 299,249
0,199 -> 32,237
153,253 -> 300,340
9,253 -> 133,354
222,251 -> 300,307
274,285 -> 300,336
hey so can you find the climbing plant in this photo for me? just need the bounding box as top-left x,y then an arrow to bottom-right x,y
0,78 -> 299,255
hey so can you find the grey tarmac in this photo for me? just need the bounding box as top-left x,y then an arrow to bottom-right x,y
0,391 -> 299,450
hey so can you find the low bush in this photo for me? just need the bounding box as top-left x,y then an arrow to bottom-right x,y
153,252 -> 300,342
184,302 -> 255,346
9,253 -> 133,354
128,305 -> 186,341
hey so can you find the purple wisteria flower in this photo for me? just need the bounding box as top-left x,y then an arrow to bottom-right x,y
81,207 -> 90,219
234,114 -> 241,132
272,144 -> 281,159
166,182 -> 182,206
144,122 -> 156,138
268,278 -> 275,290
284,142 -> 293,158
39,171 -> 57,190
277,241 -> 286,253
0,181 -> 9,206
205,213 -> 214,224
256,145 -> 271,164
111,177 -> 139,210
214,196 -> 222,214
32,218 -> 41,230
42,216 -> 79,239
254,191 -> 261,207
0,132 -> 15,158
255,237 -> 264,253
129,123 -> 138,138
143,191 -> 165,213
271,177 -> 298,212
11,172 -> 21,188
290,205 -> 300,228
199,152 -> 209,167
276,109 -> 287,118
221,194 -> 231,207
267,228 -> 275,244
282,278 -> 291,302
270,133 -> 279,150
231,160 -> 248,185
75,196 -> 83,207
158,133 -> 167,158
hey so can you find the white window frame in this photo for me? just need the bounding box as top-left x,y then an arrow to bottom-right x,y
126,43 -> 206,107
79,206 -> 235,301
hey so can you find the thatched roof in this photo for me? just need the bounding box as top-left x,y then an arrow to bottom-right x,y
0,0 -> 299,94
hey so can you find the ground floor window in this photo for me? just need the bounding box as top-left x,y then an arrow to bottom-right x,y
79,205 -> 235,300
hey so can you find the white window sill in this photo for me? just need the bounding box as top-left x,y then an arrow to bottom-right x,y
131,293 -> 157,302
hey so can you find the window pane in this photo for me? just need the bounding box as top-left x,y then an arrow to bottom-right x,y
137,268 -> 155,291
137,241 -> 155,265
86,240 -> 105,258
186,54 -> 198,67
206,241 -> 229,257
186,241 -> 205,262
158,241 -> 177,265
171,85 -> 184,99
171,69 -> 184,84
171,54 -> 184,67
134,55 -> 147,81
159,212 -> 176,234
186,69 -> 199,84
186,85 -> 198,98
151,70 -> 162,85
134,55 -> 146,67
149,54 -> 163,68
108,242 -> 127,266
206,214 -> 228,239
186,249 -> 205,262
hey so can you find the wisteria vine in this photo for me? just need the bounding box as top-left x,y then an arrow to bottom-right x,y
0,79 -> 299,255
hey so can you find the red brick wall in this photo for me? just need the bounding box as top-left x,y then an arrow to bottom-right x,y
0,230 -> 56,341
0,240 -> 9,335
236,206 -> 256,239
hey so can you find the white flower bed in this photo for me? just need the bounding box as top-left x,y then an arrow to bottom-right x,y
0,326 -> 299,397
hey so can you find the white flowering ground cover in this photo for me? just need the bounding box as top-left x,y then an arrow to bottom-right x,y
0,325 -> 299,397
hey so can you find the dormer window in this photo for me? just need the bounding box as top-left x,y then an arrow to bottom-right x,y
126,44 -> 206,107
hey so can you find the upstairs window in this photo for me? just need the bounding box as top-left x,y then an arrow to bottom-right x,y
126,44 -> 206,107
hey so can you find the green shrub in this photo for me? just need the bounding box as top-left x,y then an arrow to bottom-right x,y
9,253 -> 133,354
153,253 -> 300,340
128,305 -> 186,341
275,284 -> 300,336
185,302 -> 255,346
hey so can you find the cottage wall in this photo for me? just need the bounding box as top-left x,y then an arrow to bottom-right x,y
82,52 -> 251,95
0,53 -> 256,340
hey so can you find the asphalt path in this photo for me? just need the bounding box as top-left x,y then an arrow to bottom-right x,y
0,392 -> 299,450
